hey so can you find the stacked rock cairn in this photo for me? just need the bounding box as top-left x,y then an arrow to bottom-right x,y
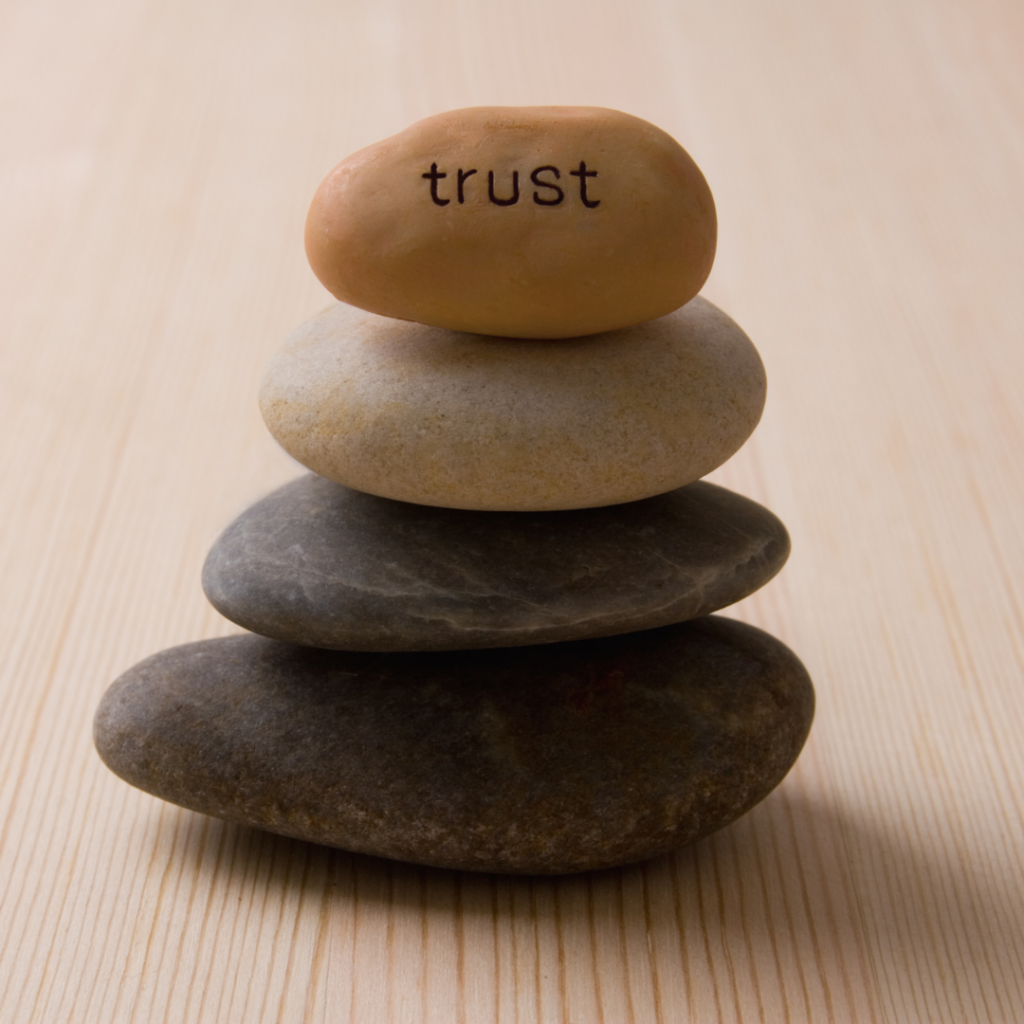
95,107 -> 814,874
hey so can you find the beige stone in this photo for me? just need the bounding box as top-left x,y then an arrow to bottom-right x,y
259,297 -> 765,512
305,106 -> 716,339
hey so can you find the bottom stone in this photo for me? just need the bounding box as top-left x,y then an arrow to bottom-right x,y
94,617 -> 814,874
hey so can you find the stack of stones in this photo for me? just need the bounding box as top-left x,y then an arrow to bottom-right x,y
95,107 -> 814,874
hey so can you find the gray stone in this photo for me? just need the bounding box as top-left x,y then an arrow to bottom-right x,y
94,617 -> 814,874
202,474 -> 790,651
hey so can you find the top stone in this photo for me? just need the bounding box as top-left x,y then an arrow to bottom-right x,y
305,106 -> 717,339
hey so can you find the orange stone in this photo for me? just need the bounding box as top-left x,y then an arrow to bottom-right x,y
305,106 -> 717,338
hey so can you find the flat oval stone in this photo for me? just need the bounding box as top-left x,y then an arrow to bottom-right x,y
305,106 -> 716,338
202,473 -> 790,651
259,296 -> 766,511
94,618 -> 814,874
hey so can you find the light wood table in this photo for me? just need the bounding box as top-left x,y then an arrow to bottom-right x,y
2,1 -> 1022,1020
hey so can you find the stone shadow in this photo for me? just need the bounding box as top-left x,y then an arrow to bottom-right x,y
152,785 -> 1024,1021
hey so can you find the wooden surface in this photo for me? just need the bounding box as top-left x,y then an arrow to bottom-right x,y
1,0 -> 1023,1020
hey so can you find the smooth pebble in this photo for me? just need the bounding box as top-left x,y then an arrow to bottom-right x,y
259,296 -> 766,511
305,106 -> 716,338
202,473 -> 790,650
94,618 -> 814,874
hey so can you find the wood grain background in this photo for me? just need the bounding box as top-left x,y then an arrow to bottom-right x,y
2,0 -> 1022,1020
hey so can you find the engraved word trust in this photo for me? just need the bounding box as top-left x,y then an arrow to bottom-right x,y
421,162 -> 601,208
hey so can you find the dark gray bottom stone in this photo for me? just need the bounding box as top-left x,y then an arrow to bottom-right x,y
201,473 -> 790,651
94,617 -> 814,874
